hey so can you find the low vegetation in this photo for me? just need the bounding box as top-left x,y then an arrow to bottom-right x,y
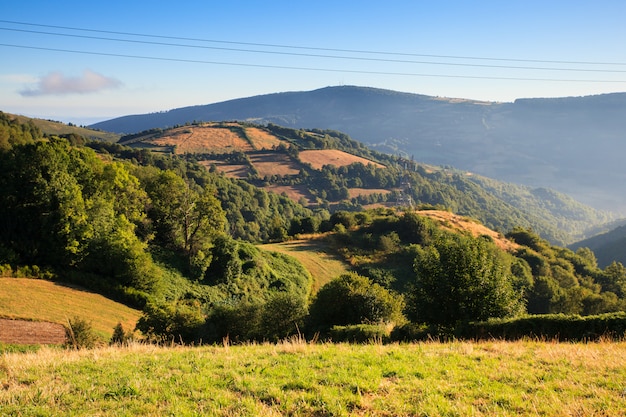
0,278 -> 141,340
2,340 -> 626,416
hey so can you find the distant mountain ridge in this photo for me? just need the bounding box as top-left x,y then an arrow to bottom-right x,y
90,86 -> 626,211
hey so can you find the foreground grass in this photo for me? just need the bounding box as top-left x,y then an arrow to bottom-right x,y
2,340 -> 626,416
0,278 -> 141,340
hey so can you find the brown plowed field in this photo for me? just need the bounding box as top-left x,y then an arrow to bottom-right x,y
299,150 -> 385,169
0,319 -> 66,345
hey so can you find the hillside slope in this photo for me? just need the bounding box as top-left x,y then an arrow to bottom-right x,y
0,278 -> 141,340
90,86 -> 626,211
110,121 -> 612,245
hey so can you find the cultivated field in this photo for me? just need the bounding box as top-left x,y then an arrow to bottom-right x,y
299,149 -> 385,170
0,278 -> 141,340
1,340 -> 625,416
347,188 -> 392,199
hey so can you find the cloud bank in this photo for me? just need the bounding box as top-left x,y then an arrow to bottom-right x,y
20,70 -> 122,97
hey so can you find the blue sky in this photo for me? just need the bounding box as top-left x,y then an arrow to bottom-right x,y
1,0 -> 626,124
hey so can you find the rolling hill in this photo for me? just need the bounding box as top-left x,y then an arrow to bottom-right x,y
0,278 -> 141,341
90,86 -> 626,212
111,120 -> 612,245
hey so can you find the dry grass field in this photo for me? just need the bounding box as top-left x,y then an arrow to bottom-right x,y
418,210 -> 519,251
150,125 -> 253,154
299,149 -> 385,169
0,278 -> 141,340
347,188 -> 392,199
264,184 -> 317,205
244,126 -> 284,149
249,152 -> 301,177
261,237 -> 351,292
197,160 -> 250,179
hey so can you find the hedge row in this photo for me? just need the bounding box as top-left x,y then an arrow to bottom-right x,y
459,313 -> 626,341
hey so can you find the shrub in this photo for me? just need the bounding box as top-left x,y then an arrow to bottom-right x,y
330,324 -> 391,343
65,317 -> 100,349
308,273 -> 405,335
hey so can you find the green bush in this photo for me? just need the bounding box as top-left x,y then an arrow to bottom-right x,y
308,273 -> 405,334
65,317 -> 100,349
458,312 -> 626,341
330,324 -> 391,343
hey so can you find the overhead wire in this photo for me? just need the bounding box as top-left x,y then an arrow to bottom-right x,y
2,19 -> 626,67
1,43 -> 622,83
2,26 -> 626,74
1,19 -> 625,83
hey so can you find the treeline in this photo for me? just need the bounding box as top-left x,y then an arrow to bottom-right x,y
3,113 -> 625,344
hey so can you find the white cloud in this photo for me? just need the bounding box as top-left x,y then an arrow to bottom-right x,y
19,69 -> 122,97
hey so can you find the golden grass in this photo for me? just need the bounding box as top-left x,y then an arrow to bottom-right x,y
0,278 -> 141,339
347,188 -> 392,199
150,125 -> 253,154
244,127 -> 284,149
249,152 -> 301,177
260,237 -> 351,293
418,210 -> 519,251
299,149 -> 385,170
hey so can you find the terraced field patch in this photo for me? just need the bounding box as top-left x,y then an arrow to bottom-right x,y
299,149 -> 385,169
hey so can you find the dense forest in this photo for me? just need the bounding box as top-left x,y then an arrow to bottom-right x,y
2,111 -> 626,343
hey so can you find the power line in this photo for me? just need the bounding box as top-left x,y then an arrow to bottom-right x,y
3,26 -> 626,74
2,42 -> 624,84
2,19 -> 626,68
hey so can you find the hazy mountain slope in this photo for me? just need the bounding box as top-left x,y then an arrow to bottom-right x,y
570,222 -> 626,268
90,86 -> 626,211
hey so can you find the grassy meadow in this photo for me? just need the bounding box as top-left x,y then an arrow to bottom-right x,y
0,278 -> 141,340
260,238 -> 351,293
2,339 -> 626,416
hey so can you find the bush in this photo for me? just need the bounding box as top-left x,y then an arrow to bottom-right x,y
458,312 -> 626,341
65,317 -> 100,349
330,324 -> 391,343
110,322 -> 133,345
308,273 -> 405,334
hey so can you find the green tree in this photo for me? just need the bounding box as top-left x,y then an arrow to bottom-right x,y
308,273 -> 405,334
410,234 -> 523,327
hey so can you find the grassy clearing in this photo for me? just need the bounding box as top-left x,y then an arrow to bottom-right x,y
299,149 -> 385,170
1,340 -> 626,416
0,278 -> 141,340
261,238 -> 351,293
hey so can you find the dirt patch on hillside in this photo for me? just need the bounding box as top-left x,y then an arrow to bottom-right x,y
0,319 -> 66,345
418,210 -> 519,252
299,150 -> 385,170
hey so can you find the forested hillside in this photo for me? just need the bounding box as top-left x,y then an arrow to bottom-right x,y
2,111 -> 626,344
115,120 -> 612,246
90,86 -> 626,211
